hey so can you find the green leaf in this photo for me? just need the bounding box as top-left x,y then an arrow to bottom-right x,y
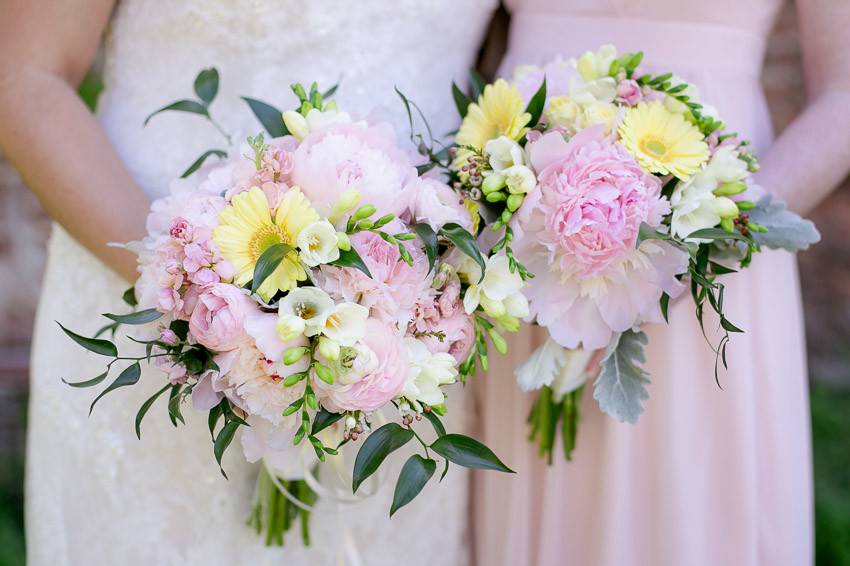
311,408 -> 344,436
390,455 -> 437,516
214,420 -> 241,479
89,362 -> 141,415
451,82 -> 473,118
102,308 -> 163,325
686,227 -> 749,242
592,330 -> 650,423
251,243 -> 293,294
413,223 -> 438,273
208,401 -> 224,440
57,322 -> 118,357
135,384 -> 171,439
352,423 -> 414,493
525,78 -> 547,128
423,410 -> 446,437
439,223 -> 486,283
181,149 -> 227,178
241,97 -> 289,138
170,320 -> 190,341
468,68 -> 486,100
144,99 -> 209,126
122,287 -> 138,307
167,383 -> 186,425
329,247 -> 372,278
430,434 -> 514,473
660,292 -> 670,323
322,80 -> 341,99
62,370 -> 108,388
193,68 -> 219,105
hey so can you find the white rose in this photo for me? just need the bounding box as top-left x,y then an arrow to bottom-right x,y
297,220 -> 340,267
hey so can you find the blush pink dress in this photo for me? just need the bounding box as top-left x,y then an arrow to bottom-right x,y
472,1 -> 813,565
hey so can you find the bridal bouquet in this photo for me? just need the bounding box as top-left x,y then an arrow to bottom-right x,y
434,45 -> 819,462
60,71 -> 515,544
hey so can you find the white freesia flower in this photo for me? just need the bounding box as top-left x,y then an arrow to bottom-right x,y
515,338 -> 593,399
283,108 -> 353,141
278,287 -> 334,338
318,336 -> 340,361
705,145 -> 748,183
484,136 -> 526,172
503,292 -> 530,318
576,44 -> 618,82
321,302 -> 368,346
458,253 -> 526,319
297,220 -> 340,267
403,338 -> 457,407
503,165 -> 537,195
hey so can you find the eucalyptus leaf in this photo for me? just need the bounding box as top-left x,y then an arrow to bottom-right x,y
451,82 -> 473,119
390,455 -> 436,516
241,97 -> 289,138
330,247 -> 372,278
58,323 -> 118,357
102,308 -> 163,325
311,408 -> 344,435
251,243 -> 293,294
135,384 -> 171,439
89,362 -> 141,415
193,68 -> 219,105
144,99 -> 209,126
592,330 -> 650,423
747,195 -> 820,252
413,223 -> 438,273
429,434 -> 514,473
181,149 -> 227,178
352,423 -> 414,493
62,370 -> 108,389
439,223 -> 485,283
525,78 -> 547,128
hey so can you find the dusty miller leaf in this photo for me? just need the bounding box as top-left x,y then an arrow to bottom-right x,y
592,330 -> 650,424
747,195 -> 820,252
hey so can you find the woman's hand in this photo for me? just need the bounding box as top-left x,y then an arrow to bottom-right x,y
0,0 -> 150,282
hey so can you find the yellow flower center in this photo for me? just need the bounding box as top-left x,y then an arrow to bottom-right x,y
296,304 -> 318,320
249,225 -> 289,261
326,313 -> 342,330
306,235 -> 321,252
640,136 -> 670,159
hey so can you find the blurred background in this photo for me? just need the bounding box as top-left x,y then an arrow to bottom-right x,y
1,3 -> 849,565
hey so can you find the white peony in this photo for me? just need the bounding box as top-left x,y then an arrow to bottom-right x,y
297,220 -> 340,267
402,338 -> 458,407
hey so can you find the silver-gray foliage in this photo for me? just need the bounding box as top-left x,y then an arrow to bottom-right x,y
748,195 -> 820,252
593,330 -> 650,424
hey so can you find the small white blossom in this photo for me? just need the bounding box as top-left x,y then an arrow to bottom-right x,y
297,220 -> 340,267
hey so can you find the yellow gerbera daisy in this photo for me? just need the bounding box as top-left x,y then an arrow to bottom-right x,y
456,79 -> 531,151
213,186 -> 319,301
618,101 -> 709,180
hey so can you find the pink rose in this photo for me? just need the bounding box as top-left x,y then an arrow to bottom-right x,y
616,79 -> 643,106
315,320 -> 409,412
404,177 -> 473,232
188,283 -> 257,351
290,122 -> 415,218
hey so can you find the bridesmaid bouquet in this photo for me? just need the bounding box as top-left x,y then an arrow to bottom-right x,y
434,45 -> 819,462
59,70 -> 515,545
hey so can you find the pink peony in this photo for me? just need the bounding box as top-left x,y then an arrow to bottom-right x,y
314,320 -> 409,413
404,177 -> 473,232
314,219 -> 433,326
290,122 -> 415,219
514,128 -> 688,349
188,283 -> 257,351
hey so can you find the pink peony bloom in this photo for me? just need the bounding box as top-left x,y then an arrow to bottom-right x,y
290,122 -> 415,219
188,283 -> 257,352
314,320 -> 409,413
404,177 -> 473,232
314,219 -> 433,326
514,128 -> 688,349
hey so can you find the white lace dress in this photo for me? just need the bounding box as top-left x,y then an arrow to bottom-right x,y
25,2 -> 495,564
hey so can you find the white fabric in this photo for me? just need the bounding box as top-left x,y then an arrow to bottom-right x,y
26,1 -> 495,564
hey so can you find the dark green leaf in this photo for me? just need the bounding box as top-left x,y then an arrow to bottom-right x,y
390,455 -> 436,516
181,149 -> 227,178
93,322 -> 120,339
89,362 -> 141,415
439,223 -> 485,283
525,78 -> 547,128
170,320 -> 190,341
241,97 -> 289,137
352,423 -> 414,493
214,420 -> 241,479
686,228 -> 749,242
58,322 -> 118,357
122,287 -> 138,307
660,292 -> 670,323
311,408 -> 344,435
330,247 -> 372,278
193,68 -> 219,104
102,308 -> 163,325
144,99 -> 209,126
468,68 -> 486,100
413,223 -> 438,273
430,433 -> 514,473
709,261 -> 737,275
322,80 -> 340,99
251,243 -> 293,294
62,370 -> 108,388
168,383 -> 184,426
135,384 -> 171,439
423,410 -> 446,437
720,317 -> 744,333
208,401 -> 224,440
451,82 -> 473,118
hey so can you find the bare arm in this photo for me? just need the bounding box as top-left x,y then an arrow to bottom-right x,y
0,0 -> 150,282
756,0 -> 850,214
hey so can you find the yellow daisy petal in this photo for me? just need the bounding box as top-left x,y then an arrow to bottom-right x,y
456,79 -> 531,151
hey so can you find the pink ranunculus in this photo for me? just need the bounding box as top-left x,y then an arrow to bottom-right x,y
290,122 -> 415,219
188,283 -> 257,351
616,79 -> 643,106
314,320 -> 409,413
404,177 -> 473,232
314,219 -> 433,326
515,128 -> 688,349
